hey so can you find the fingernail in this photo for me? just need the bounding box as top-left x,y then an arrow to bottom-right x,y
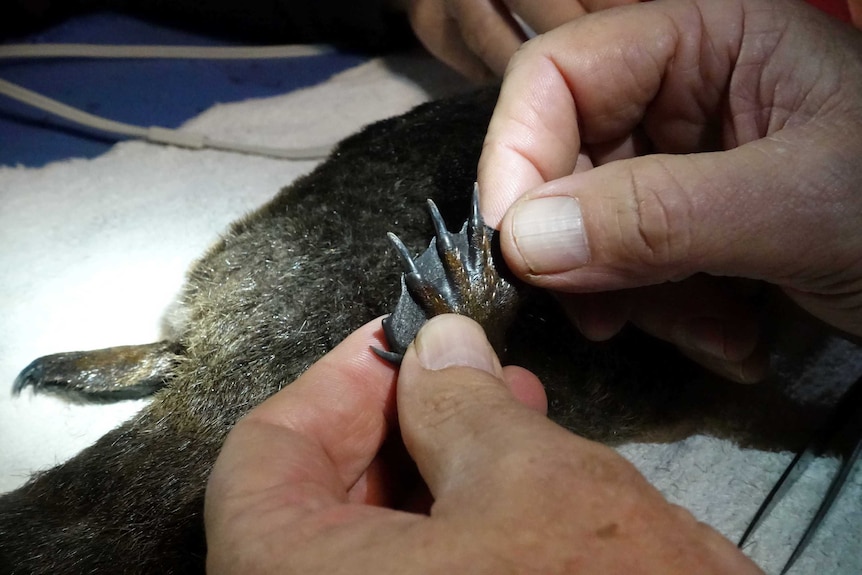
738,353 -> 769,384
672,317 -> 729,360
511,196 -> 590,274
414,315 -> 498,373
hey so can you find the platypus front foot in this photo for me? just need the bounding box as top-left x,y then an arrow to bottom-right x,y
375,184 -> 522,363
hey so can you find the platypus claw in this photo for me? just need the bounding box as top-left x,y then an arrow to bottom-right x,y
374,183 -> 522,363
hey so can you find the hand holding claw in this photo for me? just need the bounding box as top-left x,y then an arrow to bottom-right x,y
205,314 -> 761,574
478,0 -> 862,382
377,187 -> 521,363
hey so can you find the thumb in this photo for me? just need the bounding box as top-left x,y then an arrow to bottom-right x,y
396,314 -> 552,500
498,137 -> 862,300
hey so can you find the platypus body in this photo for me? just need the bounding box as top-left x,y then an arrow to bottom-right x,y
0,87 -> 815,574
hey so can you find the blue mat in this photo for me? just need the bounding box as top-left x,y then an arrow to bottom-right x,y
0,13 -> 366,167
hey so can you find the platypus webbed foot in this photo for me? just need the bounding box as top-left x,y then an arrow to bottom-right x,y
375,184 -> 522,363
13,341 -> 180,403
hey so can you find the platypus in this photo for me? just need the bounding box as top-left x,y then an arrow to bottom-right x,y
0,87 -> 822,574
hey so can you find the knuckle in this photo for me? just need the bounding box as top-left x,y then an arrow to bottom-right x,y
624,157 -> 695,274
416,376 -> 504,431
456,12 -> 517,73
462,29 -> 499,66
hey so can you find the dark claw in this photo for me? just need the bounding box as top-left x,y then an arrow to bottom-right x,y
466,183 -> 487,273
374,184 -> 522,363
387,232 -> 420,276
13,358 -> 45,396
370,347 -> 407,364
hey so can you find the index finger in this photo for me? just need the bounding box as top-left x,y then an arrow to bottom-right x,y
477,39 -> 582,228
206,318 -> 398,515
477,2 -> 682,228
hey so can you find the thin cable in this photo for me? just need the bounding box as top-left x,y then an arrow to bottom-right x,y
0,43 -> 332,60
0,77 -> 334,160
0,42 -> 338,160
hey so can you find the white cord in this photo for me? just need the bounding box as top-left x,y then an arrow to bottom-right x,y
0,43 -> 332,59
0,43 -> 339,160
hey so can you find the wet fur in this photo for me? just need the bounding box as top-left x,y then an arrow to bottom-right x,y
0,88 -> 815,573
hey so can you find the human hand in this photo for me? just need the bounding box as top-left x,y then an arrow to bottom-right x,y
477,0 -> 862,382
388,0 -> 639,81
205,314 -> 761,574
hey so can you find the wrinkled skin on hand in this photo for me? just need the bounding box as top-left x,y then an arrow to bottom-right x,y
478,0 -> 862,382
205,315 -> 763,575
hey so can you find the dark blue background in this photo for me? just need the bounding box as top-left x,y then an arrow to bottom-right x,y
0,13 -> 366,167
